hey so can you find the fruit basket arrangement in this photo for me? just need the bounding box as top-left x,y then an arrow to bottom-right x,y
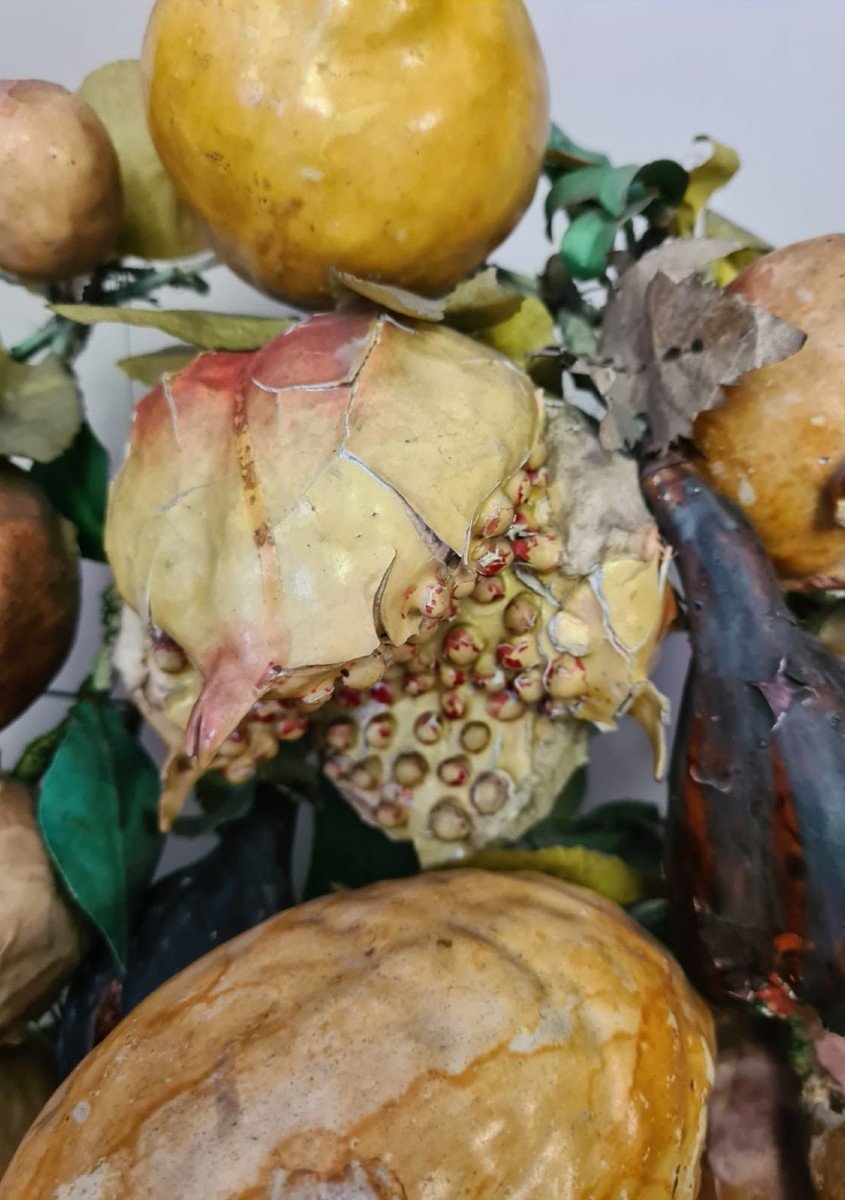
1,2 -> 844,1197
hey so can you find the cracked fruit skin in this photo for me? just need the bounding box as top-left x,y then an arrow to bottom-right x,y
141,0 -> 549,306
1,871 -> 714,1200
694,235 -> 845,589
0,462 -> 79,731
0,80 -> 121,283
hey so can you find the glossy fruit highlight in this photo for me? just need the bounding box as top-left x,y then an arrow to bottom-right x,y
142,0 -> 549,306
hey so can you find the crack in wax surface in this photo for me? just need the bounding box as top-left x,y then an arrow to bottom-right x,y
107,313 -> 672,861
0,872 -> 715,1200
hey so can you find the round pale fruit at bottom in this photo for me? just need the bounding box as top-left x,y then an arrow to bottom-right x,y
2,871 -> 714,1200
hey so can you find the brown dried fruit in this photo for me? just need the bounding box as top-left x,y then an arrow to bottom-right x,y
0,871 -> 714,1200
0,781 -> 86,1037
0,461 -> 79,730
0,80 -> 121,283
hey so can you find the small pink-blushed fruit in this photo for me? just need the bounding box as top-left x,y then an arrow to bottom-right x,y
0,80 -> 121,282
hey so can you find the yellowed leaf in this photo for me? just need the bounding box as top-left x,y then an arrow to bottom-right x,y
672,137 -> 741,238
463,844 -> 652,906
473,295 -> 556,368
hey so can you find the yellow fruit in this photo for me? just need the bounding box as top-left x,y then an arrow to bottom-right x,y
142,0 -> 549,306
0,871 -> 714,1199
694,235 -> 845,589
0,80 -> 121,283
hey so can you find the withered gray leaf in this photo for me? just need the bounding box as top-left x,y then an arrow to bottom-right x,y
588,242 -> 806,451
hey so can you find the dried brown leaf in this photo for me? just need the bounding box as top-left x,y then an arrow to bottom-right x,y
587,241 -> 806,451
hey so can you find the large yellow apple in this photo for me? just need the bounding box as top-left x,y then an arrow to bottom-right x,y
142,0 -> 549,307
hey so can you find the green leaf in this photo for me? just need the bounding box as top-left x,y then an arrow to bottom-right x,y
563,801 -> 665,878
171,774 -> 257,837
38,701 -> 163,969
597,164 -> 643,219
635,159 -> 690,210
51,304 -> 294,352
30,422 -> 108,562
0,348 -> 82,462
560,210 -> 620,280
117,345 -> 199,387
545,166 -> 611,235
545,124 -> 611,172
79,60 -> 209,261
305,778 -> 418,900
11,720 -> 68,787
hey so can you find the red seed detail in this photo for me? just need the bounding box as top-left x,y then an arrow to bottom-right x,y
486,690 -> 525,721
437,664 -> 467,689
370,681 -> 396,705
438,756 -> 470,787
472,576 -> 506,604
472,537 -> 514,577
504,469 -> 532,506
512,532 -> 563,572
443,625 -> 485,666
334,687 -> 363,708
440,689 -> 467,720
414,711 -> 444,745
404,671 -> 436,697
275,716 -> 309,741
496,638 -> 540,671
365,714 -> 395,749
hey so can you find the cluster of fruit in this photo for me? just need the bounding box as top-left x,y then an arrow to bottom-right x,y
0,1 -> 843,1198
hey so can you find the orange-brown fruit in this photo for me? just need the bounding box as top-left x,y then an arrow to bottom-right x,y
694,235 -> 845,589
0,871 -> 714,1199
141,0 -> 549,307
0,462 -> 79,729
0,80 -> 121,283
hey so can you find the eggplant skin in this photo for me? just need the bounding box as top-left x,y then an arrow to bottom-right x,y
56,795 -> 296,1079
641,456 -> 845,1034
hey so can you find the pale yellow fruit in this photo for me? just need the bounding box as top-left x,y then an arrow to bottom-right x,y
142,0 -> 550,306
0,80 -> 121,282
1,871 -> 714,1200
79,60 -> 208,261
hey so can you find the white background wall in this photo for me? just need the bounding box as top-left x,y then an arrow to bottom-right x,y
2,0 -> 843,821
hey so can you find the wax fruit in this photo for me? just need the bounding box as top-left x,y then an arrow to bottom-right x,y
141,0 -> 549,306
642,457 -> 845,1033
0,80 -> 121,282
107,314 -> 671,862
78,60 -> 207,261
694,235 -> 845,590
0,781 -> 86,1038
0,462 -> 79,731
0,872 -> 714,1200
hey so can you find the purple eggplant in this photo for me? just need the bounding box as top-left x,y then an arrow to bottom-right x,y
56,789 -> 296,1079
641,455 -> 845,1033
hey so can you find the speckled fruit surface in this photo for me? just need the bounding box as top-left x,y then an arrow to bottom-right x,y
1,871 -> 714,1200
141,0 -> 549,306
694,235 -> 845,589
